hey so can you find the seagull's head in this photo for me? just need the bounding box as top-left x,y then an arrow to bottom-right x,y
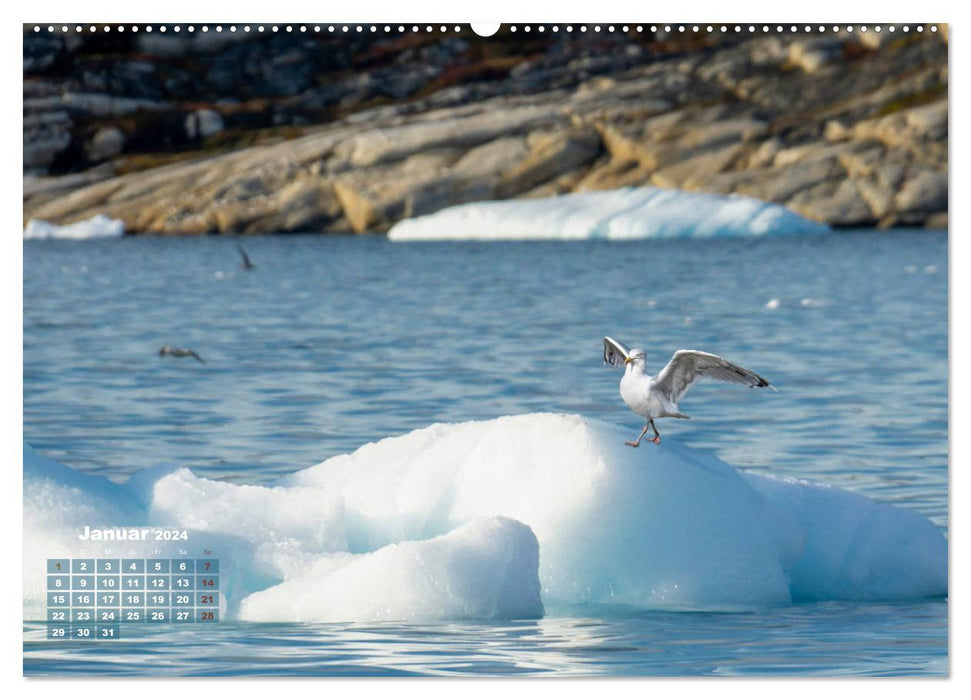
625,348 -> 647,369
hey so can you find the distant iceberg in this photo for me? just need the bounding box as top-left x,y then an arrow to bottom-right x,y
23,214 -> 125,240
23,414 -> 945,622
388,187 -> 829,241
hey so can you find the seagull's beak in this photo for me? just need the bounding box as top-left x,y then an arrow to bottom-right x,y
624,357 -> 633,365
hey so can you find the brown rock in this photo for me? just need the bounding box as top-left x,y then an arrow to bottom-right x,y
895,169 -> 947,214
497,127 -> 602,197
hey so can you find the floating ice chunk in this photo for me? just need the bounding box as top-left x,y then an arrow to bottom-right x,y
766,298 -> 781,309
23,214 -> 125,240
150,467 -> 347,557
283,414 -> 946,608
23,412 -> 947,621
388,187 -> 829,241
239,516 -> 543,623
23,443 -> 146,619
744,473 -> 947,601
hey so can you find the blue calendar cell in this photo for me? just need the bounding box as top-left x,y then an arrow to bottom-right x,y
196,592 -> 218,607
148,575 -> 170,590
96,559 -> 119,574
172,592 -> 193,608
47,624 -> 69,639
72,592 -> 94,607
47,559 -> 69,574
71,608 -> 95,623
122,592 -> 144,606
147,591 -> 169,606
97,625 -> 120,640
97,575 -> 120,590
47,575 -> 70,590
71,559 -> 94,574
73,625 -> 95,640
122,559 -> 145,574
72,575 -> 95,590
48,592 -> 69,607
173,609 -> 194,623
122,608 -> 145,623
172,575 -> 194,590
147,559 -> 170,574
122,575 -> 145,590
97,609 -> 119,622
97,592 -> 119,607
47,608 -> 68,623
172,559 -> 195,574
196,559 -> 218,573
148,608 -> 169,622
197,609 -> 219,623
196,575 -> 218,590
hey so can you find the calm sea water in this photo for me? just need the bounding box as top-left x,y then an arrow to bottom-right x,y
22,231 -> 948,676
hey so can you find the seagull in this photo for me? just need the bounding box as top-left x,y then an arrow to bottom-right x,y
603,336 -> 773,447
159,345 -> 205,363
237,243 -> 255,270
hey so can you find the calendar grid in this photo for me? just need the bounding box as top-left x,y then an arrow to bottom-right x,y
46,558 -> 219,640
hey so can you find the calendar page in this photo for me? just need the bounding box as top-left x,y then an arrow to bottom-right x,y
22,17 -> 948,678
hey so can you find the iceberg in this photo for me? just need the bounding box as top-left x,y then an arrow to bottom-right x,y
23,214 -> 125,240
239,517 -> 543,623
23,414 -> 945,622
387,187 -> 829,241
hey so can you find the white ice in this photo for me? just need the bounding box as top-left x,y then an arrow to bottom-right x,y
388,187 -> 829,241
23,214 -> 125,240
239,516 -> 543,622
23,414 -> 946,622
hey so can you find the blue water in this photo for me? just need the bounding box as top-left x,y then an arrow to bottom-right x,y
22,230 -> 948,676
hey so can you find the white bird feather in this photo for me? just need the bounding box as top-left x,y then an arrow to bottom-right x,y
603,336 -> 773,446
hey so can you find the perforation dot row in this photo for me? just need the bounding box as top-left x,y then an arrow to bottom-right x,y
32,24 -> 938,35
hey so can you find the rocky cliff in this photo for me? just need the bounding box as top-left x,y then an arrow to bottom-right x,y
23,25 -> 948,233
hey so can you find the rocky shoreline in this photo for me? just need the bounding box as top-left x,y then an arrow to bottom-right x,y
23,26 -> 948,233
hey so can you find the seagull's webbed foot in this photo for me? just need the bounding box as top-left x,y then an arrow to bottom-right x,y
651,436 -> 661,444
625,423 -> 652,448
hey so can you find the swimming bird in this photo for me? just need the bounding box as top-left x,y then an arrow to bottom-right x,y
603,336 -> 773,447
237,243 -> 255,270
159,345 -> 205,363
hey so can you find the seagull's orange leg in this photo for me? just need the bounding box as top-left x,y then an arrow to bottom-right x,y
625,424 -> 651,448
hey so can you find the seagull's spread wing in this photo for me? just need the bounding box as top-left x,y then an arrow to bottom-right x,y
237,244 -> 253,268
603,336 -> 631,368
653,350 -> 772,404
